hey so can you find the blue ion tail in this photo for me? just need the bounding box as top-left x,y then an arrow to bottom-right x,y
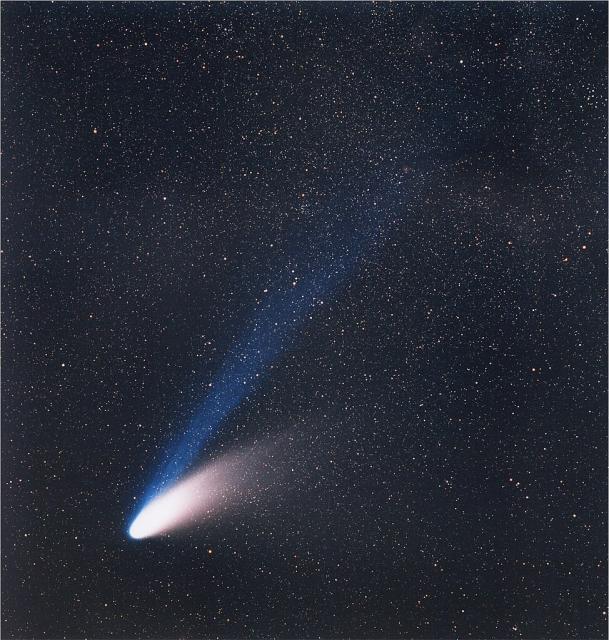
130,177 -> 404,530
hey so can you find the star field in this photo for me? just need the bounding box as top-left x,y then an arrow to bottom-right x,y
1,2 -> 607,639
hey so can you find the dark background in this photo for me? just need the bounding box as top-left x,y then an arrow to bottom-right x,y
2,2 -> 607,638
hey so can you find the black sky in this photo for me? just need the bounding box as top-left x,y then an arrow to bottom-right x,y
2,2 -> 607,639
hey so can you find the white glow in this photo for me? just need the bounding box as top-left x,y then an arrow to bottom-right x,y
127,436 -> 288,540
128,481 -> 203,539
128,460 -> 233,539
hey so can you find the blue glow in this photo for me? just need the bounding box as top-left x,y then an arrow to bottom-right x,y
131,184 -> 399,521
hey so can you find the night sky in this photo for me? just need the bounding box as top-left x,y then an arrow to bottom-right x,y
2,2 -> 607,639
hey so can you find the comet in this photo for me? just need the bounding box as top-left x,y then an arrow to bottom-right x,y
128,176 -> 403,537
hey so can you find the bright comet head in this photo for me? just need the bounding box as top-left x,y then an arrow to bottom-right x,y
128,480 -> 203,539
126,447 -> 254,539
127,436 -> 295,540
127,465 -> 228,539
128,489 -> 188,539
